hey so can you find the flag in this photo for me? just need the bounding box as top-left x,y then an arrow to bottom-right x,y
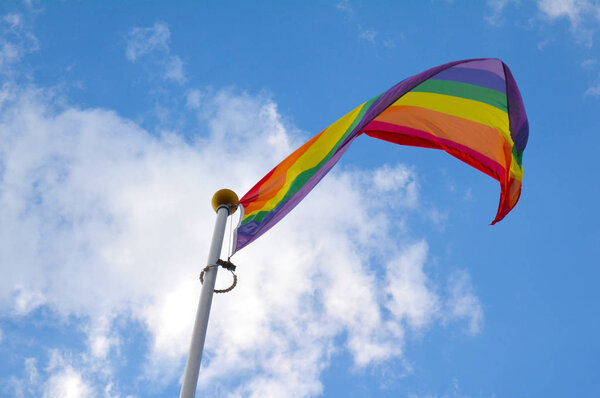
233,58 -> 529,254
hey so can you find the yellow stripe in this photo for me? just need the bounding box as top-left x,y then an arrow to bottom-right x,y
510,158 -> 523,181
245,102 -> 366,218
394,92 -> 514,147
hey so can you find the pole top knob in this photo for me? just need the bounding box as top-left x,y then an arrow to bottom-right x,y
211,189 -> 239,214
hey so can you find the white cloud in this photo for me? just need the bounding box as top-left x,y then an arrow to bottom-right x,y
43,367 -> 92,398
359,27 -> 377,44
186,89 -> 203,108
581,58 -> 597,68
538,0 -> 595,26
164,55 -> 185,83
336,0 -> 353,16
336,1 -> 395,47
0,81 -> 483,395
585,81 -> 600,96
538,0 -> 600,45
6,346 -> 122,398
0,12 -> 38,76
3,14 -> 22,30
383,37 -> 397,48
581,61 -> 600,97
8,358 -> 41,397
487,1 -> 600,93
12,285 -> 46,315
125,21 -> 170,62
6,357 -> 85,398
444,270 -> 484,335
25,358 -> 39,387
85,316 -> 119,360
125,22 -> 186,83
488,1 -> 600,46
485,0 -> 520,26
371,164 -> 419,207
0,18 -> 483,397
385,241 -> 439,331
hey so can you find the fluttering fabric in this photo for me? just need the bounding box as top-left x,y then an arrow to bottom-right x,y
233,58 -> 528,254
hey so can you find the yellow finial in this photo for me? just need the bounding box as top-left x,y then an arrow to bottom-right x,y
211,189 -> 239,215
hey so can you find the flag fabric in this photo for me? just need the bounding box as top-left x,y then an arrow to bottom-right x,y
233,58 -> 529,254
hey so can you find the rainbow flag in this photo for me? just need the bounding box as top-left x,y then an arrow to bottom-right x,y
233,58 -> 528,253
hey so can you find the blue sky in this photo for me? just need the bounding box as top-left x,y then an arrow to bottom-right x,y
0,1 -> 599,397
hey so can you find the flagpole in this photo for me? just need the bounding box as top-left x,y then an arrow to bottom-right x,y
180,189 -> 238,398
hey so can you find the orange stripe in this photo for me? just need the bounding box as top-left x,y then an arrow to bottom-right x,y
373,105 -> 507,166
243,129 -> 325,215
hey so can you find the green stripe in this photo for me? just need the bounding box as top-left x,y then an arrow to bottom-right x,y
243,95 -> 381,226
513,147 -> 523,166
411,79 -> 507,112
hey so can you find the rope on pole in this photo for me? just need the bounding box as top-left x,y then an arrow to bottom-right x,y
199,259 -> 237,293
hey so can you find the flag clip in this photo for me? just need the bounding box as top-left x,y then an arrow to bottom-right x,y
216,258 -> 236,272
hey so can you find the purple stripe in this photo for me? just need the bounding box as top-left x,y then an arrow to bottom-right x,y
454,59 -> 505,78
431,68 -> 506,93
503,62 -> 529,154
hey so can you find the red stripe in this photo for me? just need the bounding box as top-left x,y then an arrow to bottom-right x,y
362,121 -> 507,182
362,121 -> 519,224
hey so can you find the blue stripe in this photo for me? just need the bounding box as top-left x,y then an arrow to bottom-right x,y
431,67 -> 506,94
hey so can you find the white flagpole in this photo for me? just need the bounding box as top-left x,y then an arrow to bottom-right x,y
179,189 -> 238,398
